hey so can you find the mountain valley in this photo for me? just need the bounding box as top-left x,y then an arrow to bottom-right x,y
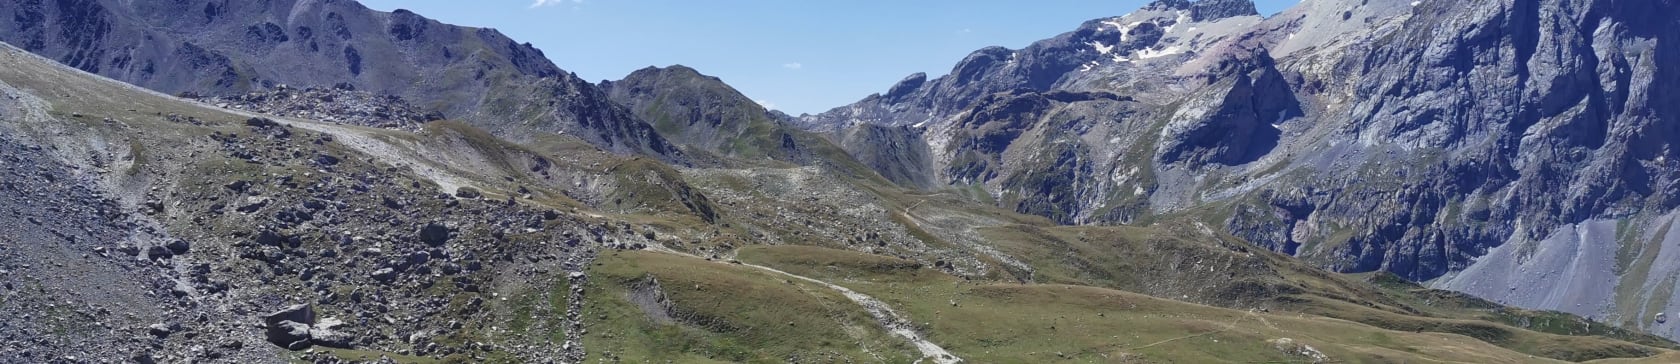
0,0 -> 1677,363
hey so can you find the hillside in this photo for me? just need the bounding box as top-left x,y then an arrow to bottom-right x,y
803,0 -> 1680,338
0,0 -> 681,159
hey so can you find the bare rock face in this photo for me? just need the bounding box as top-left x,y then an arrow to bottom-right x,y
799,0 -> 1680,336
1156,49 -> 1295,169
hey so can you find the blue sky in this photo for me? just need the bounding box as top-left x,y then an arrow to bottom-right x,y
357,0 -> 1300,115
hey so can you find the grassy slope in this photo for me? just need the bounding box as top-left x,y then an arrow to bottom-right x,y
734,245 -> 1597,363
582,250 -> 917,363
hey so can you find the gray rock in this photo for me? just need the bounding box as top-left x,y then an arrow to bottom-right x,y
267,320 -> 312,350
308,326 -> 354,349
164,240 -> 190,255
144,246 -> 171,260
263,304 -> 315,328
418,222 -> 452,246
371,268 -> 396,282
147,323 -> 172,338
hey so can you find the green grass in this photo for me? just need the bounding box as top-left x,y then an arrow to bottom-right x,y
581,250 -> 917,363
1616,220 -> 1674,328
737,245 -> 1615,363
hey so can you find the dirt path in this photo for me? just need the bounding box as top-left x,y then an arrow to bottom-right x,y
648,246 -> 963,364
742,262 -> 963,364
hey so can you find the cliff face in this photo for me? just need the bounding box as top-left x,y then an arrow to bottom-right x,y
805,0 -> 1680,335
0,0 -> 682,159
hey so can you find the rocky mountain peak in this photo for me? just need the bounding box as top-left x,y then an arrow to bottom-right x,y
1145,0 -> 1260,22
950,46 -> 1015,86
885,72 -> 928,101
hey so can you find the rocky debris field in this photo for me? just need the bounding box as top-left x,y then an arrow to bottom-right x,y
142,117 -> 624,362
189,85 -> 442,132
0,95 -> 659,362
0,122 -> 262,363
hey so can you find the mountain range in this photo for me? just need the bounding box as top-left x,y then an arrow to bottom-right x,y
1,0 -> 1678,362
807,0 -> 1680,338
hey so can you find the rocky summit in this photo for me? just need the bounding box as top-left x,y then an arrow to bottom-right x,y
3,0 -> 1680,362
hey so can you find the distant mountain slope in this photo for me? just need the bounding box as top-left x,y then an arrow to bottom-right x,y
602,66 -> 797,160
0,0 -> 681,159
602,65 -> 893,183
802,0 -> 1680,338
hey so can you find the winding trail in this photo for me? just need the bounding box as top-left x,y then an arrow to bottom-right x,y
648,246 -> 963,364
741,262 -> 962,364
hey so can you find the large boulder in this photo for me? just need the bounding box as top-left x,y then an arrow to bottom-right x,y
418,222 -> 452,246
268,321 -> 312,350
263,304 -> 317,350
263,304 -> 315,327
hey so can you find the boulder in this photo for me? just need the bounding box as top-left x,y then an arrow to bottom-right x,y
418,222 -> 452,246
268,320 -> 312,350
263,304 -> 315,328
236,196 -> 271,213
145,246 -> 172,260
263,304 -> 323,350
371,267 -> 396,282
147,323 -> 173,338
165,239 -> 190,255
244,117 -> 280,128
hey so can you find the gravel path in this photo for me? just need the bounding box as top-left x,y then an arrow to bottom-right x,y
742,262 -> 963,364
648,246 -> 963,363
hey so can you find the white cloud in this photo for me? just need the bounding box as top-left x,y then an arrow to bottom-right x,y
530,0 -> 581,8
781,62 -> 803,70
755,99 -> 778,110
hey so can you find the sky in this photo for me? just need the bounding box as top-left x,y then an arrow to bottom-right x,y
357,0 -> 1301,115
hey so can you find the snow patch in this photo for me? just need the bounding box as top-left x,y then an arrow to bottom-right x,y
1088,41 -> 1115,55
1165,11 -> 1190,33
1136,46 -> 1184,59
1101,19 -> 1133,43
